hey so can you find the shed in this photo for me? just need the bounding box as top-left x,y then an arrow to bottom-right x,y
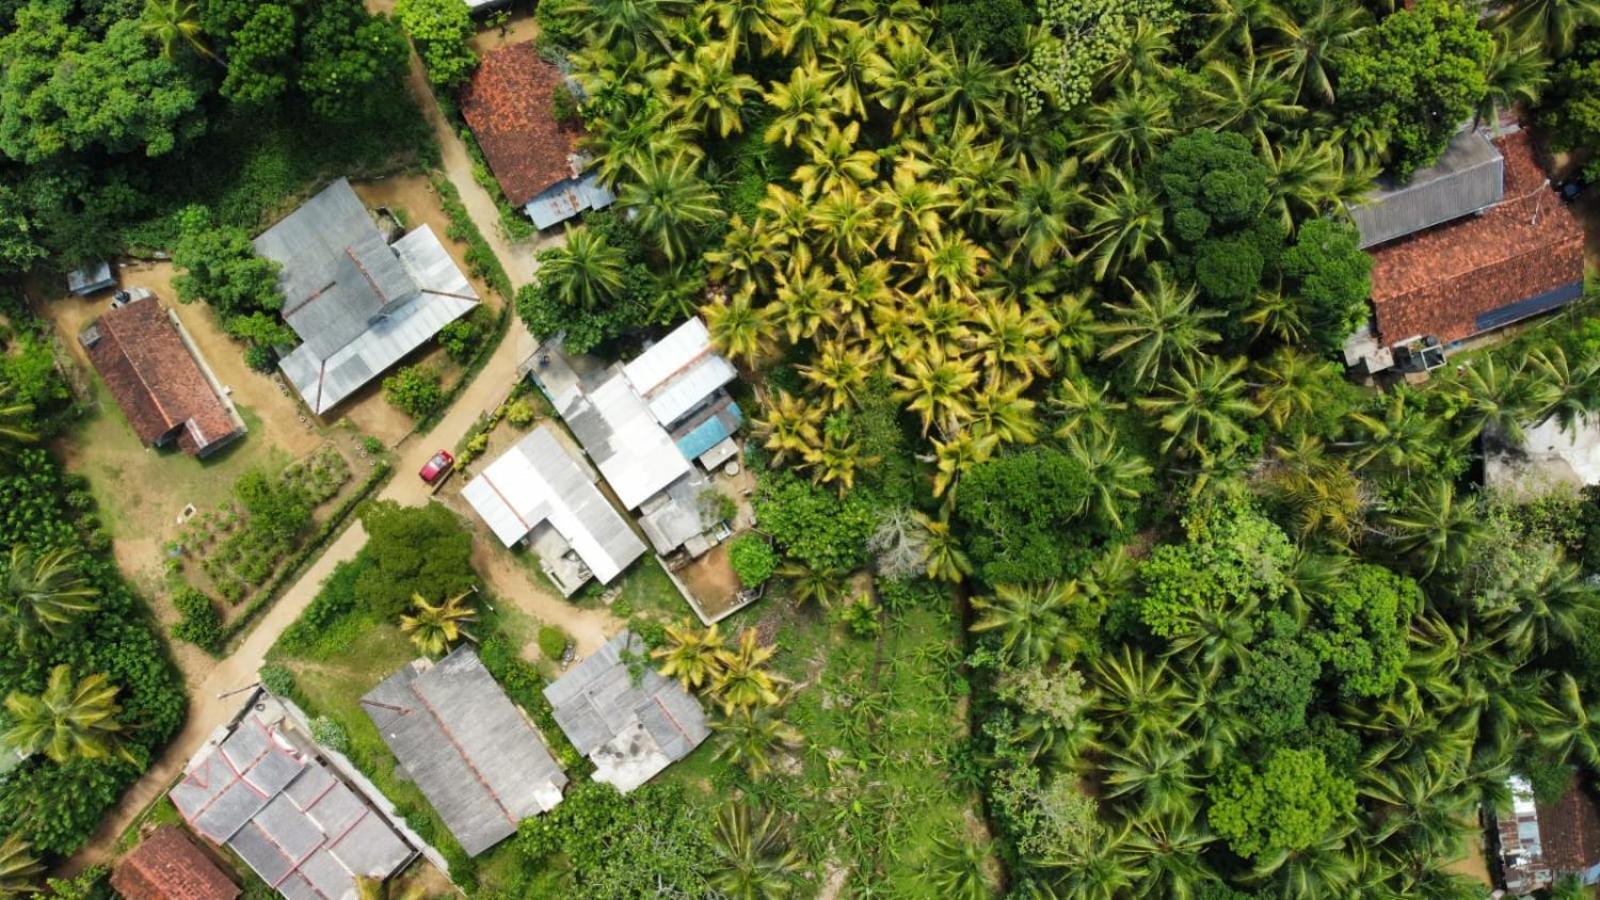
461,424 -> 646,594
111,826 -> 239,900
1348,128 -> 1505,250
255,179 -> 479,415
67,260 -> 115,296
543,631 -> 710,793
361,647 -> 568,857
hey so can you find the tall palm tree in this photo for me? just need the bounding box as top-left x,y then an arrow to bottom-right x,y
712,629 -> 786,712
1137,356 -> 1259,459
762,66 -> 837,146
0,835 -> 42,897
1091,647 -> 1195,748
1098,19 -> 1175,90
794,121 -> 879,198
1123,810 -> 1218,898
670,43 -> 760,138
713,705 -> 803,779
4,665 -> 133,764
754,391 -> 823,465
709,804 -> 803,899
0,547 -> 99,652
776,560 -> 848,609
933,51 -> 1009,125
1197,57 -> 1305,153
1199,0 -> 1276,59
0,385 -> 37,458
875,165 -> 955,252
1345,391 -> 1445,475
923,515 -> 972,582
1074,90 -> 1177,169
990,159 -> 1081,268
867,24 -> 945,135
653,622 -> 727,689
1477,32 -> 1549,129
924,834 -> 993,900
1252,346 -> 1336,433
1103,736 -> 1201,818
973,582 -> 1089,667
1489,555 -> 1599,657
399,592 -> 476,657
702,286 -> 775,365
581,0 -> 677,53
1531,345 -> 1600,434
619,153 -> 725,262
1082,169 -> 1170,282
1043,824 -> 1144,898
141,0 -> 214,60
1455,355 -> 1559,448
802,429 -> 872,495
815,23 -> 879,118
1264,0 -> 1367,104
1098,268 -> 1223,386
968,385 -> 1040,446
797,340 -> 880,410
700,0 -> 793,57
539,228 -> 627,310
931,430 -> 998,499
1052,377 -> 1126,441
967,297 -> 1053,385
892,348 -> 979,436
1382,481 -> 1483,578
1535,673 -> 1600,770
1261,134 -> 1345,228
1061,429 -> 1151,530
1498,0 -> 1600,59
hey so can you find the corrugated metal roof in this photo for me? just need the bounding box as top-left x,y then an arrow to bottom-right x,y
543,632 -> 709,792
676,412 -> 735,461
362,648 -> 569,858
524,172 -> 616,230
461,425 -> 646,583
1348,129 -> 1505,249
563,375 -> 690,510
621,318 -> 738,427
256,180 -> 479,415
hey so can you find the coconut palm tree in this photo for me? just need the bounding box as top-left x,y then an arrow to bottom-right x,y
701,0 -> 793,56
0,836 -> 42,897
1382,481 -> 1483,579
1345,391 -> 1445,475
924,514 -> 972,582
1091,647 -> 1195,748
1477,32 -> 1549,129
924,834 -> 993,900
670,43 -> 760,138
1099,19 -> 1175,90
814,23 -> 879,118
1138,356 -> 1259,459
4,665 -> 133,764
797,340 -> 879,410
1123,810 -> 1217,898
763,66 -> 837,146
1261,134 -> 1345,228
582,0 -> 679,53
583,104 -> 700,188
967,297 -> 1053,385
1104,736 -> 1203,820
399,591 -> 476,657
1061,428 -> 1151,531
539,228 -> 627,311
990,159 -> 1082,268
772,267 -> 833,343
1250,824 -> 1360,898
703,286 -> 775,365
1197,57 -> 1305,153
811,182 -> 881,263
972,582 -> 1088,666
968,385 -> 1040,446
1536,673 -> 1600,770
619,152 -> 724,262
1074,90 -> 1177,169
876,164 -> 955,252
794,121 -> 879,197
712,629 -> 786,712
803,428 -> 872,495
777,560 -> 849,609
1252,345 -> 1336,433
709,803 -> 804,899
754,391 -> 824,465
1455,355 -> 1559,448
868,24 -> 945,135
1082,168 -> 1170,282
931,430 -> 998,499
713,705 -> 803,779
892,348 -> 979,436
1199,0 -> 1276,59
1042,824 -> 1144,899
1498,0 -> 1600,59
1097,268 -> 1223,386
1052,376 -> 1126,441
141,0 -> 214,60
653,622 -> 727,690
1264,0 -> 1367,104
1489,555 -> 1599,657
0,386 -> 37,458
1530,345 -> 1600,434
934,51 -> 1009,126
0,546 -> 99,652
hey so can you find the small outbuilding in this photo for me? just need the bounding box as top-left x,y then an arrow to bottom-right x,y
81,293 -> 247,457
111,825 -> 239,900
67,260 -> 116,296
543,631 -> 710,793
361,647 -> 568,857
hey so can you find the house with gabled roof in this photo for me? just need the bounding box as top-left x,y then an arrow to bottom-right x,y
361,647 -> 569,858
460,42 -> 615,230
1495,775 -> 1600,894
254,179 -> 479,416
112,826 -> 239,900
80,293 -> 246,457
1344,127 -> 1587,375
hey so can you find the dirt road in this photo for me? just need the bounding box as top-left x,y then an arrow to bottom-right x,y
61,39 -> 612,874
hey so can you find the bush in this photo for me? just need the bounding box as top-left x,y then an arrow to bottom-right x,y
310,716 -> 350,754
395,0 -> 478,88
752,473 -> 876,573
383,364 -> 444,419
259,664 -> 296,697
537,625 -> 569,660
437,317 -> 480,363
727,535 -> 778,588
505,398 -> 538,427
171,586 -> 224,654
552,83 -> 580,123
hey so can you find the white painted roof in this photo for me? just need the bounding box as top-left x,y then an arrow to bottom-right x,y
621,318 -> 737,427
461,425 -> 645,583
561,374 -> 690,510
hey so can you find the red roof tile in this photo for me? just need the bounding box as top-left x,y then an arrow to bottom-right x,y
84,298 -> 243,456
1368,129 -> 1586,345
460,43 -> 586,208
111,826 -> 239,900
1540,778 -> 1600,874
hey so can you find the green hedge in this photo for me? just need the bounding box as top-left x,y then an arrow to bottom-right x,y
221,461 -> 393,649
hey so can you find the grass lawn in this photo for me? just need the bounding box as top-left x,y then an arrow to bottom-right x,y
664,590 -> 982,895
62,383 -> 294,542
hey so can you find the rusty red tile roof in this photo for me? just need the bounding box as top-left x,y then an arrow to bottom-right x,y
111,826 -> 240,900
1368,129 -> 1586,346
1539,778 -> 1600,875
460,43 -> 586,208
84,298 -> 243,456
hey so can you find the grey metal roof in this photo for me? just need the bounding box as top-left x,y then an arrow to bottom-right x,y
559,374 -> 691,510
461,424 -> 646,583
362,647 -> 568,858
525,171 -> 616,230
169,699 -> 413,900
255,180 -> 479,415
1348,129 -> 1505,249
543,632 -> 709,792
622,318 -> 738,428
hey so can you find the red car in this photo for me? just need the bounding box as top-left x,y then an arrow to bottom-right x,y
419,450 -> 454,485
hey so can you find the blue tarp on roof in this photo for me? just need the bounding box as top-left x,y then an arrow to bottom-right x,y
675,402 -> 742,461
